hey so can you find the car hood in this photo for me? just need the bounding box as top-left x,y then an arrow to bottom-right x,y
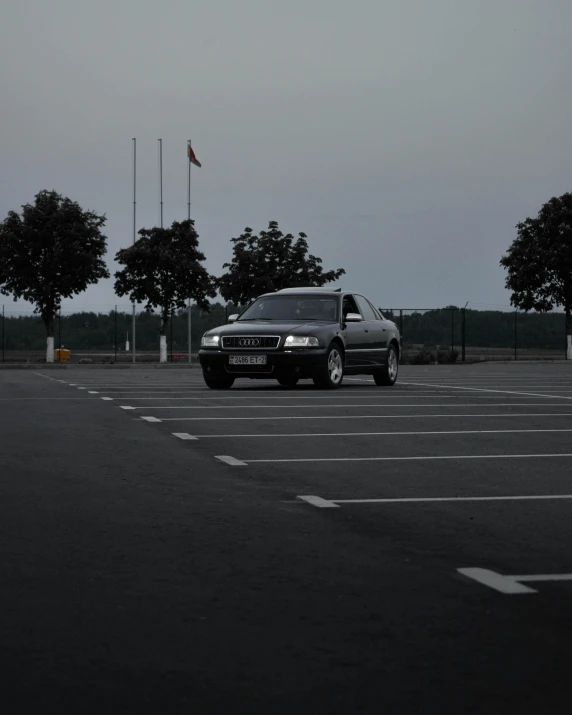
208,320 -> 335,336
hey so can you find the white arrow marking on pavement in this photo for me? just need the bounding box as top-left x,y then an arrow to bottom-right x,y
458,567 -> 572,594
297,495 -> 340,508
215,455 -> 247,466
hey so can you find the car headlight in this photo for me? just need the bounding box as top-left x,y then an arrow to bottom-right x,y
284,336 -> 320,348
201,334 -> 220,347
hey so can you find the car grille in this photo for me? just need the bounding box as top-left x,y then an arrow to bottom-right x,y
222,336 -> 280,350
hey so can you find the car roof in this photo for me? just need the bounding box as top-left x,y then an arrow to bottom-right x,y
270,287 -> 344,296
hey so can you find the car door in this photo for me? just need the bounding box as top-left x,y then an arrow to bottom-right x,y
341,294 -> 372,367
354,294 -> 386,367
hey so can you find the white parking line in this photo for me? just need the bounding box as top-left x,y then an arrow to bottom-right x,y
428,386 -> 572,392
90,389 -> 215,393
458,567 -> 572,595
108,394 -> 468,400
92,385 -> 440,390
298,493 -> 572,509
77,387 -> 87,390
66,384 -> 205,388
141,416 -> 162,423
0,398 -> 99,401
97,395 -> 571,402
390,385 -> 569,394
101,397 -> 113,401
402,378 -> 572,382
403,378 -> 572,382
119,406 -> 136,410
247,453 -> 572,464
401,381 -> 572,400
86,388 -> 208,392
159,412 -> 572,422
88,391 -> 99,394
173,433 -> 199,441
121,402 -> 572,410
191,428 -> 572,439
215,455 -> 247,466
33,373 -> 62,382
404,378 -> 572,382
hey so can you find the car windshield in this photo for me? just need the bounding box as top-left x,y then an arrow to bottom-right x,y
238,295 -> 339,321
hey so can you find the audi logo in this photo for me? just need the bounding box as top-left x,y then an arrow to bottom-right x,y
239,338 -> 260,347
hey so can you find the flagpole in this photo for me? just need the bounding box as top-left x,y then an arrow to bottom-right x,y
187,139 -> 191,221
132,137 -> 136,363
187,139 -> 192,364
159,138 -> 163,228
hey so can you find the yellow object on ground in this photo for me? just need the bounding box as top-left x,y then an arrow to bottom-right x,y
54,349 -> 71,362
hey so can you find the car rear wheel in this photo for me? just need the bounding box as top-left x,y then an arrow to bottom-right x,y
313,343 -> 344,389
374,344 -> 399,386
203,373 -> 235,390
277,377 -> 299,387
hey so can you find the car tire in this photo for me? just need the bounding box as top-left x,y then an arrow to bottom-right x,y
203,373 -> 235,390
277,377 -> 299,387
313,343 -> 344,389
374,344 -> 399,386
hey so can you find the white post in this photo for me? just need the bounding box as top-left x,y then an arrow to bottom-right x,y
46,336 -> 54,364
191,298 -> 196,365
567,334 -> 572,361
160,334 -> 167,363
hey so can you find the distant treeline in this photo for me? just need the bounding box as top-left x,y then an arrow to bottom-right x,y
1,304 -> 238,352
383,307 -> 567,350
1,305 -> 568,352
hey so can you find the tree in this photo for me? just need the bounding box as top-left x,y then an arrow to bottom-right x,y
500,192 -> 572,359
216,220 -> 346,306
114,219 -> 215,362
0,190 -> 109,362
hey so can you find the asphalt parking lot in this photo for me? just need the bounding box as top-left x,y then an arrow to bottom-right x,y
2,363 -> 572,713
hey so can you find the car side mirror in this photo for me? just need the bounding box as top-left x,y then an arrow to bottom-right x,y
345,312 -> 363,322
227,314 -> 239,323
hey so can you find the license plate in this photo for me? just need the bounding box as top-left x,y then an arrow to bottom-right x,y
229,355 -> 267,365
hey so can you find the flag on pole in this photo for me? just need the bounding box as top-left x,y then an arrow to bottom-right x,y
188,144 -> 202,168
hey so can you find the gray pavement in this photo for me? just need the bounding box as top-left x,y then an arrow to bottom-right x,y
1,363 -> 572,713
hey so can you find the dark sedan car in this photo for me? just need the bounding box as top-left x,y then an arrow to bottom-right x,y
199,287 -> 401,389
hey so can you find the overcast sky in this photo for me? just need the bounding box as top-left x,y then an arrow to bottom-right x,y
1,0 -> 571,315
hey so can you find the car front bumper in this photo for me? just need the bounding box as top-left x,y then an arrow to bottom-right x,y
198,348 -> 328,378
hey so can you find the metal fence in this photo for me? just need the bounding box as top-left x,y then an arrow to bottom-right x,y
380,308 -> 568,362
1,304 -> 568,363
0,304 -> 234,363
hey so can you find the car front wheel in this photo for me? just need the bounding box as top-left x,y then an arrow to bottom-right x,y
203,373 -> 235,390
314,343 -> 344,389
374,344 -> 399,386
